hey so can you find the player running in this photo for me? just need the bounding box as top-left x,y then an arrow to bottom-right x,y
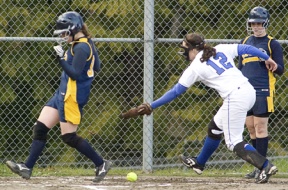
121,33 -> 278,184
5,11 -> 111,182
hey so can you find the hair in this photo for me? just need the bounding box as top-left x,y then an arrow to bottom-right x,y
185,33 -> 216,62
81,23 -> 92,39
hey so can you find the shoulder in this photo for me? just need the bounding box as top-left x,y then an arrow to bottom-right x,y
270,40 -> 282,51
73,41 -> 91,53
267,35 -> 282,48
270,38 -> 281,45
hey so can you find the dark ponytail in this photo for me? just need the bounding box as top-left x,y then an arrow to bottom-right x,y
81,23 -> 92,39
200,45 -> 216,62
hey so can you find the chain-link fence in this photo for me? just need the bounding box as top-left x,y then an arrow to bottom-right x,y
0,0 -> 287,174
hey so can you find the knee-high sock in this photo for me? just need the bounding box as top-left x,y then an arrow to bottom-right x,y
251,138 -> 256,148
25,140 -> 46,168
256,137 -> 268,157
75,139 -> 104,167
197,136 -> 221,166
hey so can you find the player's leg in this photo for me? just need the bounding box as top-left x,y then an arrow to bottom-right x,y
6,95 -> 59,179
233,141 -> 277,183
252,96 -> 271,157
197,119 -> 223,164
244,115 -> 260,179
245,97 -> 271,178
246,115 -> 256,147
60,122 -> 104,166
254,116 -> 269,156
223,83 -> 277,183
59,95 -> 111,182
180,115 -> 223,174
25,106 -> 59,166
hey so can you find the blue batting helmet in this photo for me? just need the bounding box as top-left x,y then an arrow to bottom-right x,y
247,6 -> 269,28
53,11 -> 84,36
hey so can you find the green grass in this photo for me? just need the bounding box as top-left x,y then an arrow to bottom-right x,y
1,159 -> 288,178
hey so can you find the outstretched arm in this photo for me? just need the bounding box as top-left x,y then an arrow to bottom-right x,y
150,83 -> 187,109
120,83 -> 187,119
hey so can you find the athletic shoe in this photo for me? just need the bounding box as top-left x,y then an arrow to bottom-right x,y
93,159 -> 112,182
6,161 -> 32,179
245,168 -> 260,179
179,155 -> 204,175
255,162 -> 278,184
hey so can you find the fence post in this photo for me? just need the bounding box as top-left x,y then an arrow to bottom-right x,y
143,0 -> 154,173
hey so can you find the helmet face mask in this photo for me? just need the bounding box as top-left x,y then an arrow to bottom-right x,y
56,30 -> 71,45
178,37 -> 194,61
178,43 -> 191,61
53,11 -> 84,42
246,6 -> 269,35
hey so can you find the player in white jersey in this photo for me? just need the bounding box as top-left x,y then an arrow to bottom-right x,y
121,33 -> 278,183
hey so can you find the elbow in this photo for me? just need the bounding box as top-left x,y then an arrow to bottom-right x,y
93,60 -> 101,72
276,70 -> 284,76
94,67 -> 101,72
275,67 -> 284,76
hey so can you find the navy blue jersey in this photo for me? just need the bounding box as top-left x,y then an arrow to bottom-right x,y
59,37 -> 100,106
46,38 -> 101,124
238,35 -> 284,97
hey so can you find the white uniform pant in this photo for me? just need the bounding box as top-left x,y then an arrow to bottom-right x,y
214,82 -> 256,151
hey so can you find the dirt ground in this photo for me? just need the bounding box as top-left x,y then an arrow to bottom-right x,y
1,176 -> 288,190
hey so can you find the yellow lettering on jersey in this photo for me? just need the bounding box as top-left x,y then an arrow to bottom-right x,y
242,57 -> 260,65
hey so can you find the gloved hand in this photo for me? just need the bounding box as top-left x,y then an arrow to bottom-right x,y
53,45 -> 65,59
120,103 -> 153,119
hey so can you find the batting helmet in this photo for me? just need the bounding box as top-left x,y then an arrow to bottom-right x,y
53,11 -> 84,36
247,6 -> 270,28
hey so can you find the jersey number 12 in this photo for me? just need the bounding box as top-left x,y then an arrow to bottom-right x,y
206,52 -> 233,75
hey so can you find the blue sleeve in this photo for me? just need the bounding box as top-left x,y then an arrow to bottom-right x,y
270,40 -> 284,75
59,44 -> 89,80
237,44 -> 269,60
150,83 -> 187,109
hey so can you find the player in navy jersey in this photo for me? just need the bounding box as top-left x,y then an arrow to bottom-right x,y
5,11 -> 111,182
238,6 -> 284,179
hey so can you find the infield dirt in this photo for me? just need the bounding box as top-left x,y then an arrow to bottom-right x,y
1,176 -> 288,190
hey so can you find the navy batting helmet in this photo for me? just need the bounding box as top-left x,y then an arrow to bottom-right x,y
247,6 -> 269,28
53,11 -> 84,36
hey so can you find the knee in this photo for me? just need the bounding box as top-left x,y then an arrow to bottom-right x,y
255,123 -> 268,135
246,124 -> 255,131
207,119 -> 223,140
61,132 -> 83,148
33,121 -> 50,141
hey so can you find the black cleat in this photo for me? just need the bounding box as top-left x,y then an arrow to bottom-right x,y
179,155 -> 204,175
6,161 -> 32,179
93,159 -> 112,182
255,162 -> 278,184
245,168 -> 260,179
